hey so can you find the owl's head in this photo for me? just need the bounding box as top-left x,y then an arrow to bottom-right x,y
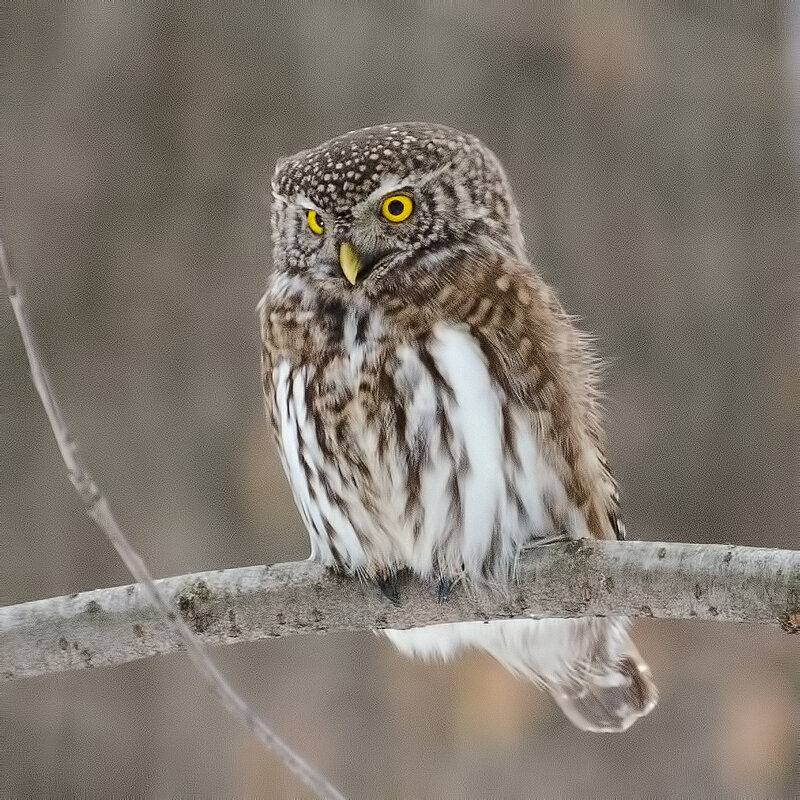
270,123 -> 524,301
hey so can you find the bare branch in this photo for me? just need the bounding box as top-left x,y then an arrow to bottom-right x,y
2,540 -> 798,682
1,241 -> 346,800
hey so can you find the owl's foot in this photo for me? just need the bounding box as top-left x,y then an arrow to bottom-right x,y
436,577 -> 455,603
375,570 -> 401,605
525,533 -> 571,548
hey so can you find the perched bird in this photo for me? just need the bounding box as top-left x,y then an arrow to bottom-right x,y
260,122 -> 657,732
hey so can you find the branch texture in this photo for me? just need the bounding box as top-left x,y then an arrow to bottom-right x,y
3,540 -> 798,681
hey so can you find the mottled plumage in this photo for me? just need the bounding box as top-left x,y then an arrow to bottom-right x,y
261,122 -> 657,731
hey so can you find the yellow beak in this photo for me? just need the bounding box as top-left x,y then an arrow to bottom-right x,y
339,242 -> 361,285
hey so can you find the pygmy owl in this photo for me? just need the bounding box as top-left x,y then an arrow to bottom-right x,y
261,122 -> 657,731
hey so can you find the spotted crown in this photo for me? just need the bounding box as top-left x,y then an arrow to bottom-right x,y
273,123 -> 508,217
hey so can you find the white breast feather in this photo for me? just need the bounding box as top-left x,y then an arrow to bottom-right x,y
273,323 -> 584,574
428,324 -> 508,572
273,324 -> 609,684
273,362 -> 325,558
274,360 -> 370,569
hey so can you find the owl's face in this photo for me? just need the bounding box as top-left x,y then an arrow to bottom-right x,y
270,123 -> 524,303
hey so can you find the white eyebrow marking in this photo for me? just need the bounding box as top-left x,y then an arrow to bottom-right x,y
363,162 -> 456,206
270,189 -> 289,206
414,161 -> 454,187
270,187 -> 325,218
296,194 -> 324,212
366,173 -> 408,202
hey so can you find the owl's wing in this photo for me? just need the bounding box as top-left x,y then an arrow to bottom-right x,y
258,288 -> 288,448
597,451 -> 626,541
448,255 -> 626,543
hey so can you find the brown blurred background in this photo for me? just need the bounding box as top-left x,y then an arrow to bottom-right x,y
3,3 -> 798,798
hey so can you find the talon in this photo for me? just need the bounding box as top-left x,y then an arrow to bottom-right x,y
526,533 -> 571,548
437,578 -> 454,603
376,571 -> 400,605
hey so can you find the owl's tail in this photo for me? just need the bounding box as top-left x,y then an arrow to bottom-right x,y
547,641 -> 658,733
385,616 -> 657,733
482,617 -> 658,733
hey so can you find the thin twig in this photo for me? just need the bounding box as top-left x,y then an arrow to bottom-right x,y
2,540 -> 798,681
1,240 -> 346,800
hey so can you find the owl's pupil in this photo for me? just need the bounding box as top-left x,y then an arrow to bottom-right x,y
387,200 -> 404,216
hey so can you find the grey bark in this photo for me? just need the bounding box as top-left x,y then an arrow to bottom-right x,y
3,539 -> 798,682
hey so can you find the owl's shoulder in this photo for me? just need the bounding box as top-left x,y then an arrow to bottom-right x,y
418,256 -> 577,393
432,253 -> 626,542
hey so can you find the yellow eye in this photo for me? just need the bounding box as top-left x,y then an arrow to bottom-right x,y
380,194 -> 414,223
307,209 -> 325,235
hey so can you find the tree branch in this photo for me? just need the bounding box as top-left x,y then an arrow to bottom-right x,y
1,240 -> 346,800
3,540 -> 798,682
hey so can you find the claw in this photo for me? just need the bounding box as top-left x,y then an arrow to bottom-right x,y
526,533 -> 571,548
436,577 -> 454,603
376,571 -> 400,605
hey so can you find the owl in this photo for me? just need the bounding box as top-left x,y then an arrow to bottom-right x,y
260,122 -> 657,732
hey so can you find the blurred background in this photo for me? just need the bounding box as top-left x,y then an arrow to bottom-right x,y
3,3 -> 798,797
